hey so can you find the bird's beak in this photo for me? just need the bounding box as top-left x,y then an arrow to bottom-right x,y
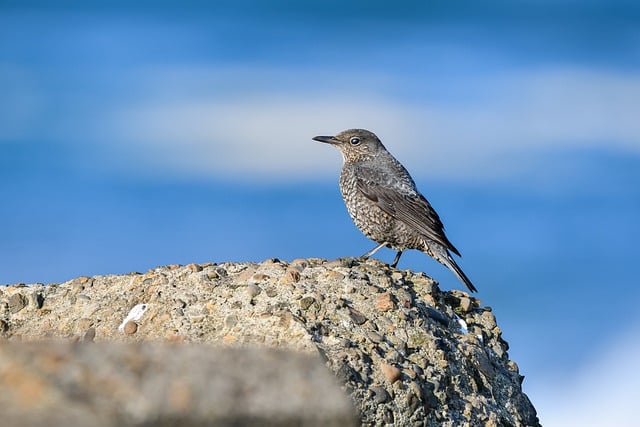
312,135 -> 340,145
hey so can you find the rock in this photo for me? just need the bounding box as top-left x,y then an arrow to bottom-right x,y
280,269 -> 301,284
290,258 -> 309,270
459,296 -> 473,313
246,283 -> 262,298
347,306 -> 367,325
250,273 -> 270,283
8,293 -> 27,313
300,296 -> 316,310
123,321 -> 138,335
0,259 -> 540,427
371,385 -> 390,404
186,263 -> 202,272
375,292 -> 396,311
0,342 -> 357,427
381,362 -> 402,383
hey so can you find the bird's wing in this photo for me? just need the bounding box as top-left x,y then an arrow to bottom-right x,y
355,164 -> 461,256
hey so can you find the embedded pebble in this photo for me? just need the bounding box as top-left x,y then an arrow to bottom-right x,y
8,294 -> 27,313
265,287 -> 278,297
246,284 -> 262,298
250,273 -> 269,282
290,258 -> 309,269
187,263 -> 203,273
300,296 -> 316,310
426,307 -> 448,326
381,363 -> 401,383
280,269 -> 301,284
123,321 -> 138,335
366,330 -> 383,343
348,307 -> 367,325
371,386 -> 390,404
459,297 -> 473,313
375,292 -> 395,311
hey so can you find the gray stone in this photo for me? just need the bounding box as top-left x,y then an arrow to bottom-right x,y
0,342 -> 357,427
0,258 -> 539,426
8,293 -> 27,313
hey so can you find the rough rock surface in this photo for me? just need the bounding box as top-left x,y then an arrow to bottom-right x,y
0,342 -> 356,427
1,258 -> 540,426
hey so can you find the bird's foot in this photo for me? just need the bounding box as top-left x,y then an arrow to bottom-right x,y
390,251 -> 403,268
360,242 -> 388,259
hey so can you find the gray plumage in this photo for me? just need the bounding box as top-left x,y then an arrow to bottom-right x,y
313,128 -> 477,293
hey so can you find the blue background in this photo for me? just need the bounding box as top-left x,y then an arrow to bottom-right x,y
2,2 -> 639,424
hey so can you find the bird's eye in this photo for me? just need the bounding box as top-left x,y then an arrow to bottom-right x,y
350,137 -> 360,145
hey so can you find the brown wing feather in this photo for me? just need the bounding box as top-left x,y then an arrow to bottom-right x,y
356,177 -> 461,257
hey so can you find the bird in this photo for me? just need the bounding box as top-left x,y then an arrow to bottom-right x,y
313,128 -> 477,293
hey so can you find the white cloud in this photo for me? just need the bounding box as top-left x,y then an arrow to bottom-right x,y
105,94 -> 421,179
88,66 -> 640,181
529,322 -> 640,427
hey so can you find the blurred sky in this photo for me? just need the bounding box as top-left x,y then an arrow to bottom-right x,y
1,1 -> 639,424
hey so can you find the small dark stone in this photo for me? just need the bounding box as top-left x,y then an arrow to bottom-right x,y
327,257 -> 356,268
425,307 -> 448,326
32,292 -> 45,309
300,296 -> 316,310
8,294 -> 27,313
336,298 -> 348,309
371,386 -> 389,404
348,307 -> 367,325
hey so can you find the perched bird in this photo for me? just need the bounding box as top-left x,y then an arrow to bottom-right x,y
313,129 -> 477,293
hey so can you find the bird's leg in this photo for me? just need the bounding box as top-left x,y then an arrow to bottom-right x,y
391,251 -> 403,268
360,242 -> 388,259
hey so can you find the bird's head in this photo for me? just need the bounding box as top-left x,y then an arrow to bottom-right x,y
313,129 -> 385,163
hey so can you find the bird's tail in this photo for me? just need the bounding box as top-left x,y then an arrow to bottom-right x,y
423,242 -> 478,293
